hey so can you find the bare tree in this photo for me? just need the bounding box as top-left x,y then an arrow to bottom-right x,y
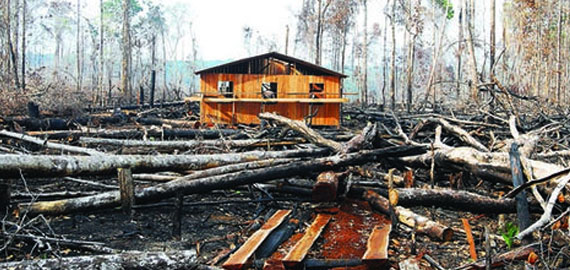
456,0 -> 463,98
557,0 -> 562,103
465,0 -> 479,101
21,0 -> 25,92
489,0 -> 495,79
76,0 -> 81,92
98,0 -> 104,106
389,0 -> 396,111
361,0 -> 367,105
121,0 -> 132,102
315,0 -> 331,65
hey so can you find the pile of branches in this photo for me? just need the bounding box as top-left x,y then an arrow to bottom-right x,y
0,105 -> 568,269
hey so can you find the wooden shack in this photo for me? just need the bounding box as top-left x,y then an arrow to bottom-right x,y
194,52 -> 348,126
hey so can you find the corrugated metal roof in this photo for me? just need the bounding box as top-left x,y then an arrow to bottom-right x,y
195,51 -> 348,78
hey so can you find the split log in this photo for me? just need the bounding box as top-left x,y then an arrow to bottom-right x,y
0,130 -> 104,156
20,145 -> 424,215
26,128 -> 243,140
79,137 -> 303,150
356,189 -> 453,241
388,188 -> 517,213
222,210 -> 291,270
362,224 -> 391,267
282,214 -> 332,268
0,250 -> 201,270
0,148 -> 327,178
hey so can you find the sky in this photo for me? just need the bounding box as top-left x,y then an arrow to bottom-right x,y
188,0 -> 301,60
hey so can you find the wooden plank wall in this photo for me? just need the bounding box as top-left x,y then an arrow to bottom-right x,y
200,74 -> 341,126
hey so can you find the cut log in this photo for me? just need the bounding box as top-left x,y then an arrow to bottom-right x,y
20,145 -> 425,215
357,189 -> 453,241
222,210 -> 291,270
452,243 -> 538,270
362,224 -> 391,267
26,128 -> 243,140
0,250 -> 201,270
0,130 -> 104,156
118,168 -> 134,215
282,214 -> 332,268
312,171 -> 339,202
0,148 -> 327,178
388,188 -> 517,213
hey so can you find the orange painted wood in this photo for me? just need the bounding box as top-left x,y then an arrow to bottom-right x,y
461,218 -> 478,261
199,73 -> 343,126
362,224 -> 391,266
223,210 -> 292,270
282,214 -> 332,268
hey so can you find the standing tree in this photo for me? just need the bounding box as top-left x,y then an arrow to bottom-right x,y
121,0 -> 131,103
389,0 -> 396,111
98,0 -> 104,106
361,0 -> 368,105
21,0 -> 26,92
76,0 -> 81,93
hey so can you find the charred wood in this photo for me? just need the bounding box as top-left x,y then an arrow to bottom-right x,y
20,145 -> 424,215
0,148 -> 326,178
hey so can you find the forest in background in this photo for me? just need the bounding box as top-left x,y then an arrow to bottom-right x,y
0,0 -> 568,115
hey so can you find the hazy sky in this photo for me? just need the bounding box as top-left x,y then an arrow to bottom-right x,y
189,0 -> 301,60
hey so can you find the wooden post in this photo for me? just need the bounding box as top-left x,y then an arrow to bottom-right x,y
508,143 -> 531,236
118,168 -> 134,216
172,193 -> 183,240
0,179 -> 11,212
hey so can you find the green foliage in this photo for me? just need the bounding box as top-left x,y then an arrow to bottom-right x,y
433,0 -> 454,19
500,222 -> 519,249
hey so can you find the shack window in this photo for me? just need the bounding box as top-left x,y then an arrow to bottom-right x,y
218,81 -> 233,98
309,83 -> 324,98
261,82 -> 278,99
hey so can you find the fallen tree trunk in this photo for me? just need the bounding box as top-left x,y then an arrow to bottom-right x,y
258,112 -> 377,154
400,146 -> 562,185
0,148 -> 328,178
353,189 -> 453,242
0,130 -> 104,156
26,128 -> 243,140
2,115 -> 127,131
79,137 -> 304,150
0,250 -> 205,270
135,117 -> 200,128
259,112 -> 343,152
389,188 -> 517,213
20,145 -> 425,215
